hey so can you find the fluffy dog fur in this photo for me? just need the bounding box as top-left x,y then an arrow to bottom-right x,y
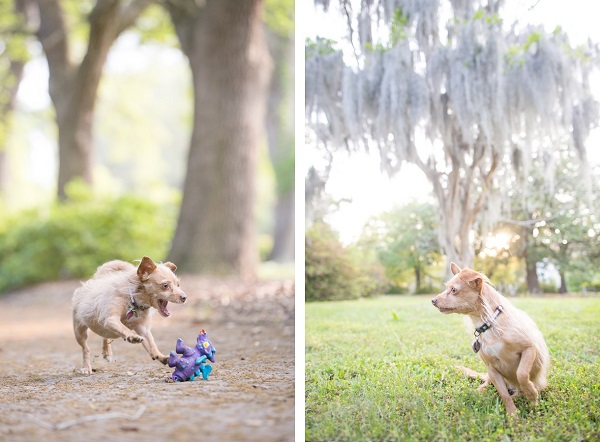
431,262 -> 549,414
72,256 -> 186,374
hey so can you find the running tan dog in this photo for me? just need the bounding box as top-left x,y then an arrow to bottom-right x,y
72,256 -> 187,374
431,262 -> 549,414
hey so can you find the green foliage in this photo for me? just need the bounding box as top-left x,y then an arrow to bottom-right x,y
474,250 -> 525,294
523,30 -> 543,51
136,4 -> 178,46
0,0 -> 33,148
389,8 -> 409,46
506,28 -> 565,68
306,221 -> 386,302
364,8 -> 409,53
540,281 -> 560,294
59,0 -> 95,47
306,37 -> 338,58
0,0 -> 31,63
471,7 -> 502,26
0,182 -> 175,293
522,149 -> 600,292
272,147 -> 295,195
264,0 -> 294,38
306,296 -> 600,441
360,202 -> 441,293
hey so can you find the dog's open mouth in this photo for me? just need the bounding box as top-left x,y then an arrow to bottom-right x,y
157,299 -> 171,317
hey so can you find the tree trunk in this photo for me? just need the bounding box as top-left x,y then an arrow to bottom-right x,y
0,57 -> 25,195
559,271 -> 568,294
417,143 -> 499,272
267,191 -> 295,262
167,0 -> 272,279
0,0 -> 33,194
526,258 -> 541,295
265,31 -> 294,262
414,266 -> 421,293
35,0 -> 151,199
518,224 -> 542,294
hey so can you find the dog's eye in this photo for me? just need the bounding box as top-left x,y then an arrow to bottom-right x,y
162,282 -> 169,289
450,287 -> 457,294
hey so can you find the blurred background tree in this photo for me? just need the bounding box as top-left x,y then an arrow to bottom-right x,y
0,0 -> 294,292
264,0 -> 295,263
0,0 -> 32,194
165,0 -> 272,279
359,202 -> 441,294
37,0 -> 152,199
306,220 -> 386,301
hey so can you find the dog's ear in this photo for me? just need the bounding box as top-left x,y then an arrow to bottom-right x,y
163,262 -> 177,273
450,262 -> 462,275
137,256 -> 157,281
459,269 -> 483,289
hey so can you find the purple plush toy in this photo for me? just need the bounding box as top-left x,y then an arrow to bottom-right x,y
167,329 -> 216,382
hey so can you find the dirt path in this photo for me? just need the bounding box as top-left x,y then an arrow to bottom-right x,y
0,277 -> 295,441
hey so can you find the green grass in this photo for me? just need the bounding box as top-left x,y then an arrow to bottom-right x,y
306,296 -> 600,441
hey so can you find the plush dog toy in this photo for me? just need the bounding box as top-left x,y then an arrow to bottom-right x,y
167,329 -> 216,382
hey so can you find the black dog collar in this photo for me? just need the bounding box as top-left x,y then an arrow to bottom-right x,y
126,285 -> 149,320
472,305 -> 504,353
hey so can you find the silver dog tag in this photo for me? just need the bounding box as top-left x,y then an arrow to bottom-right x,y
472,339 -> 481,353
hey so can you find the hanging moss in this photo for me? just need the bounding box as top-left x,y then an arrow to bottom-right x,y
306,0 -> 598,263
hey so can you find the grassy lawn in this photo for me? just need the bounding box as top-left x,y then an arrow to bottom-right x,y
306,295 -> 600,441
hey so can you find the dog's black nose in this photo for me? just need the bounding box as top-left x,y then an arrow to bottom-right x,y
431,298 -> 437,306
180,294 -> 187,303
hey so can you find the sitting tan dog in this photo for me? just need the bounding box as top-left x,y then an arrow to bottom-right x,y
431,262 -> 549,414
72,256 -> 186,374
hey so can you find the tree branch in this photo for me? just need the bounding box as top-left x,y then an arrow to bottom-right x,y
36,0 -> 74,92
164,0 -> 203,56
117,0 -> 154,35
72,0 -> 121,115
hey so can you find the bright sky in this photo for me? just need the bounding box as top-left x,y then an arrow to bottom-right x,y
303,0 -> 600,244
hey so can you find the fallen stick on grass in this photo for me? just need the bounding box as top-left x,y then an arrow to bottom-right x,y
28,405 -> 146,430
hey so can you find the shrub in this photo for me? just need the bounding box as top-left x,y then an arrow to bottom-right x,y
540,282 -> 559,294
0,188 -> 176,293
305,222 -> 385,301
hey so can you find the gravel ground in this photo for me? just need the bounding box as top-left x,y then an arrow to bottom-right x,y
0,276 -> 295,441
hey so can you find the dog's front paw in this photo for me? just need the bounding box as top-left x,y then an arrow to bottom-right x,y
126,334 -> 144,344
154,354 -> 168,365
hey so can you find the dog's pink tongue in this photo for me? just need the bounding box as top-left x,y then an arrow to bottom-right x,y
158,300 -> 170,317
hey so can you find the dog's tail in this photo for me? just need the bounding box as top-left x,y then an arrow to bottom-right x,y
455,365 -> 489,382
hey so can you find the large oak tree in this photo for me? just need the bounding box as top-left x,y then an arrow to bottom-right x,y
306,0 -> 597,267
35,0 -> 151,198
166,0 -> 272,279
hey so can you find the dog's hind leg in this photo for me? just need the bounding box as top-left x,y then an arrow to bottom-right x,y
74,323 -> 92,374
102,339 -> 113,362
